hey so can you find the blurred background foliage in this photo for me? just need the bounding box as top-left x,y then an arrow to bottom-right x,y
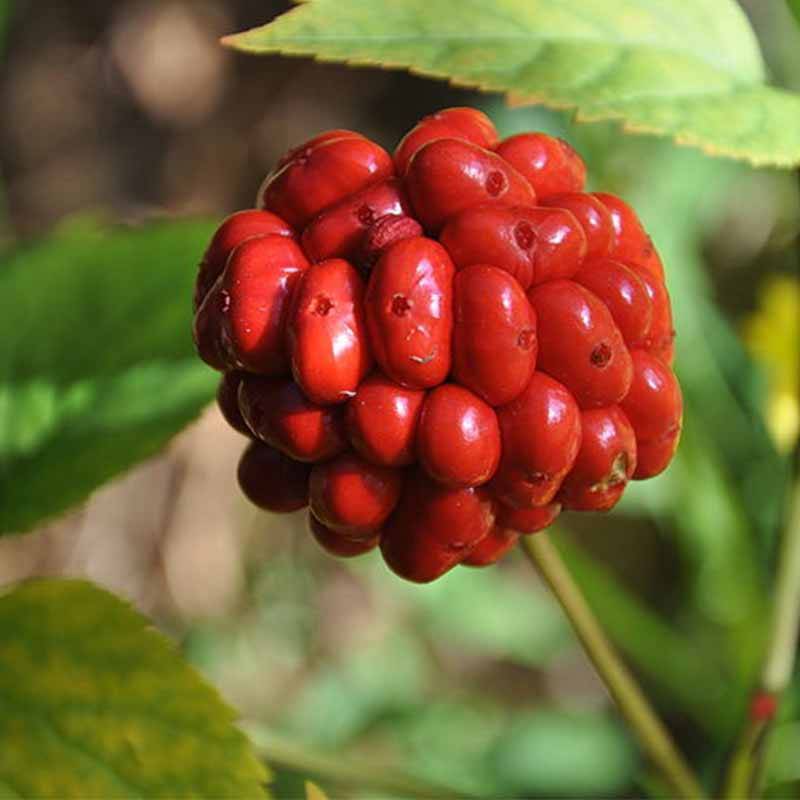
0,1 -> 798,798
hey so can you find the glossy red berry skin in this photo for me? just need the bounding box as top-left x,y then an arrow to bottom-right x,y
620,350 -> 682,479
405,138 -> 536,232
259,135 -> 394,230
309,514 -> 380,558
300,179 -> 409,263
238,377 -> 346,462
625,264 -> 675,365
195,209 -> 294,311
461,526 -> 519,567
529,280 -> 633,408
592,192 -> 658,272
365,236 -> 454,388
490,372 -> 582,508
358,214 -> 424,271
286,258 -> 371,405
345,374 -> 424,466
217,371 -> 253,437
394,107 -> 498,175
417,384 -> 501,488
309,452 -> 403,539
495,501 -> 561,534
495,133 -> 586,199
452,264 -> 537,406
380,473 -> 495,583
540,193 -> 615,260
439,204 -> 587,290
193,281 -> 228,371
557,406 -> 637,511
275,129 -> 365,171
216,235 -> 310,374
237,440 -> 310,512
573,258 -> 653,346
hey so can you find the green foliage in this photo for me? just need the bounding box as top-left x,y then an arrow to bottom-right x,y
0,218 -> 217,535
224,0 -> 800,167
0,579 -> 268,798
788,0 -> 800,27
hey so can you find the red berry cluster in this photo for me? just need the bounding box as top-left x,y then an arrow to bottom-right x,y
193,107 -> 682,584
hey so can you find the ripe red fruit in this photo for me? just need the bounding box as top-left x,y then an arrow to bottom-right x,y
417,384 -> 501,488
237,440 -> 310,512
540,193 -> 615,260
309,452 -> 403,539
495,501 -> 561,534
405,138 -> 536,232
573,258 -> 653,345
365,236 -> 454,388
452,264 -> 537,406
300,179 -> 409,263
286,258 -> 371,404
346,374 -> 424,466
209,235 -> 310,374
490,372 -> 582,508
462,526 -> 519,567
358,214 -> 424,271
193,281 -> 228,371
238,377 -> 346,462
259,135 -> 394,229
217,371 -> 253,437
625,264 -> 675,365
195,209 -> 294,311
394,107 -> 498,175
495,133 -> 586,199
529,280 -> 633,408
380,474 -> 495,583
620,350 -> 682,479
309,514 -> 380,558
592,192 -> 659,274
275,129 -> 365,171
557,406 -> 637,511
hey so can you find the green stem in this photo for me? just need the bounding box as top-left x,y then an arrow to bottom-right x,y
520,534 -> 706,800
241,722 -> 469,798
721,476 -> 800,799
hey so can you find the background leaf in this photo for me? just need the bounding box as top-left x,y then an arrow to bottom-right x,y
224,0 -> 800,167
0,218 -> 217,535
788,0 -> 800,27
0,579 -> 269,798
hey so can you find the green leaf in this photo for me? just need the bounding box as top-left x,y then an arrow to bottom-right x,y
0,218 -> 217,534
0,579 -> 269,798
788,0 -> 800,27
223,0 -> 800,168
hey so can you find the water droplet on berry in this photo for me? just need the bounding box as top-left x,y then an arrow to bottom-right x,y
391,294 -> 411,316
590,343 -> 612,367
312,295 -> 334,316
217,290 -> 231,314
485,170 -> 506,197
514,221 -> 535,250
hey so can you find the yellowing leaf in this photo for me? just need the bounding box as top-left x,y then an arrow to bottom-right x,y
224,0 -> 800,167
0,580 -> 270,798
305,780 -> 330,800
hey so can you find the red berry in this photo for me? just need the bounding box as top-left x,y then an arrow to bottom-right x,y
462,526 -> 519,567
394,107 -> 498,174
346,374 -> 424,466
490,372 -> 582,508
275,129 -> 365,171
309,514 -> 380,558
592,192 -> 657,271
193,279 -> 228,371
238,377 -> 346,462
405,138 -> 535,232
195,210 -> 294,311
259,135 -> 394,229
300,179 -> 409,263
237,440 -> 310,512
625,264 -> 675,365
573,258 -> 653,346
540,193 -> 615,260
309,452 -> 402,539
439,204 -> 587,290
286,258 -> 371,404
357,214 -> 424,271
495,133 -> 586,198
557,406 -> 637,511
364,236 -> 454,388
452,264 -> 537,406
380,473 -> 495,583
529,280 -> 633,408
417,384 -> 501,488
495,501 -> 561,534
749,692 -> 778,723
620,350 -> 682,479
217,371 -> 253,437
216,235 -> 310,374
